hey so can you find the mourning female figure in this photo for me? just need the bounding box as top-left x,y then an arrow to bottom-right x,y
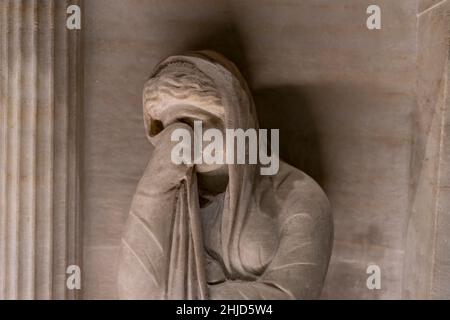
117,51 -> 333,299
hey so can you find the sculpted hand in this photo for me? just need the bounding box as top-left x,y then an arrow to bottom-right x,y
144,122 -> 194,192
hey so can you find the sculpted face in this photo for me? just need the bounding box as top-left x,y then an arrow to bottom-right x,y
194,121 -> 227,174
145,103 -> 228,174
143,59 -> 229,176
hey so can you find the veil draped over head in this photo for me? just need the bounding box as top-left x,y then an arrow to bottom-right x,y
120,51 -> 261,299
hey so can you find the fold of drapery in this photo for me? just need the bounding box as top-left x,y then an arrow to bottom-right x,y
166,171 -> 207,299
117,121 -> 209,299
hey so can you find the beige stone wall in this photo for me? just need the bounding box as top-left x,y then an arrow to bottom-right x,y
79,0 -> 449,299
404,0 -> 450,299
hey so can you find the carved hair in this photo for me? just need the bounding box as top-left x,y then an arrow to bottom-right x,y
143,60 -> 225,138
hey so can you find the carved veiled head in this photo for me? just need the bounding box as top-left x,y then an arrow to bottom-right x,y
142,51 -> 257,173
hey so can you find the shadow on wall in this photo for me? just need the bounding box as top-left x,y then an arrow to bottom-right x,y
179,23 -> 324,186
254,87 -> 323,186
184,23 -> 251,82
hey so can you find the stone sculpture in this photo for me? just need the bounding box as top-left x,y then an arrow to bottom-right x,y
117,51 -> 333,299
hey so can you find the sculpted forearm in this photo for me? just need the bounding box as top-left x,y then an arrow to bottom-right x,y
118,124 -> 195,299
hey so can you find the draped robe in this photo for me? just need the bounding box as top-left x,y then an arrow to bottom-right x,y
117,52 -> 333,299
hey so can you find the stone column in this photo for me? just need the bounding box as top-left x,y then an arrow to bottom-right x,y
0,0 -> 82,299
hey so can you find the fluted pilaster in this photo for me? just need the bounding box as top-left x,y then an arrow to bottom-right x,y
0,0 -> 82,300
